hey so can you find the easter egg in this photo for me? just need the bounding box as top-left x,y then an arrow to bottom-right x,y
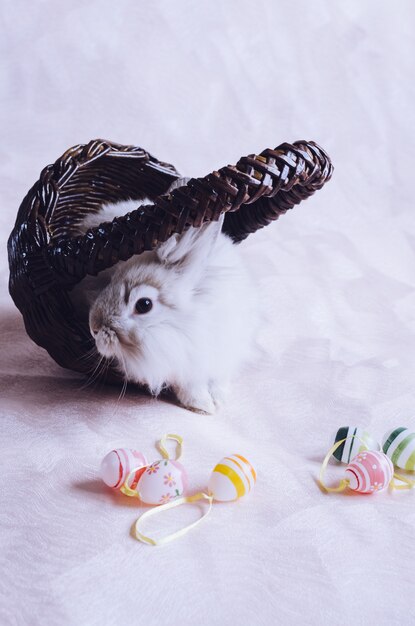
207,454 -> 256,502
345,450 -> 393,494
100,448 -> 147,490
332,426 -> 380,463
382,427 -> 415,471
136,459 -> 188,505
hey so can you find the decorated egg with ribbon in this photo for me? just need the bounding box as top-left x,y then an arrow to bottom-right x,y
135,459 -> 188,505
208,454 -> 256,502
382,427 -> 415,471
345,450 -> 393,494
332,426 -> 380,463
100,448 -> 148,490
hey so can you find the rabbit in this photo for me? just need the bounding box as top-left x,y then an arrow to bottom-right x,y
73,180 -> 260,414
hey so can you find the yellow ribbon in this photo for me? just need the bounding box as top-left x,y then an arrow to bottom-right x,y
120,470 -> 144,498
319,435 -> 415,493
318,437 -> 355,492
122,434 -> 213,545
134,492 -> 213,546
390,472 -> 415,490
157,433 -> 184,460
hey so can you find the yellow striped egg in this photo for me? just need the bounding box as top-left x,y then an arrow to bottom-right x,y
208,454 -> 256,502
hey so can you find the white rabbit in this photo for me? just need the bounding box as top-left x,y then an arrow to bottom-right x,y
73,181 -> 259,414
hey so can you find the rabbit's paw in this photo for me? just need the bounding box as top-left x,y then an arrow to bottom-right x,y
209,380 -> 229,410
174,384 -> 216,415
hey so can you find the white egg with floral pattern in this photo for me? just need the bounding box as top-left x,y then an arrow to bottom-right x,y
136,459 -> 188,505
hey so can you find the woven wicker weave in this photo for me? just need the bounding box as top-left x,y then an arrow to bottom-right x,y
7,138 -> 333,382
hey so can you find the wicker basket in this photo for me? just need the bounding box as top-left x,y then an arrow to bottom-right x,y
7,138 -> 333,382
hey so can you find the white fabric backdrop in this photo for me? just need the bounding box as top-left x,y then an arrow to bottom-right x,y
1,2 -> 415,625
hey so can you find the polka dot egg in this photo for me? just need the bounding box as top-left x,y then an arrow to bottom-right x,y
136,459 -> 188,505
208,454 -> 256,502
100,448 -> 147,491
345,450 -> 394,494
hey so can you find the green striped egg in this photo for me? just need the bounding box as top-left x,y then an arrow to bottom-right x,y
332,426 -> 380,463
382,427 -> 415,471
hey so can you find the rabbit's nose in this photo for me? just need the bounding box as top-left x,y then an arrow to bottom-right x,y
100,325 -> 117,340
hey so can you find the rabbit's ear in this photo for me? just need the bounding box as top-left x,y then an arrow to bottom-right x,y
156,215 -> 224,267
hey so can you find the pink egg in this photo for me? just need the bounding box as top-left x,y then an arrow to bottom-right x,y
136,459 -> 188,505
100,448 -> 148,490
345,450 -> 394,494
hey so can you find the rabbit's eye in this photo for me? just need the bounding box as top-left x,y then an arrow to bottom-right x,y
135,298 -> 153,314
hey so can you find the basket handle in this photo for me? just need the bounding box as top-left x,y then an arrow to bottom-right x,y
46,140 -> 333,285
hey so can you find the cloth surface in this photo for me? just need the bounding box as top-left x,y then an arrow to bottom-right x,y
1,2 -> 415,625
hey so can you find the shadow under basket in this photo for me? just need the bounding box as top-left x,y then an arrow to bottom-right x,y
7,138 -> 333,383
